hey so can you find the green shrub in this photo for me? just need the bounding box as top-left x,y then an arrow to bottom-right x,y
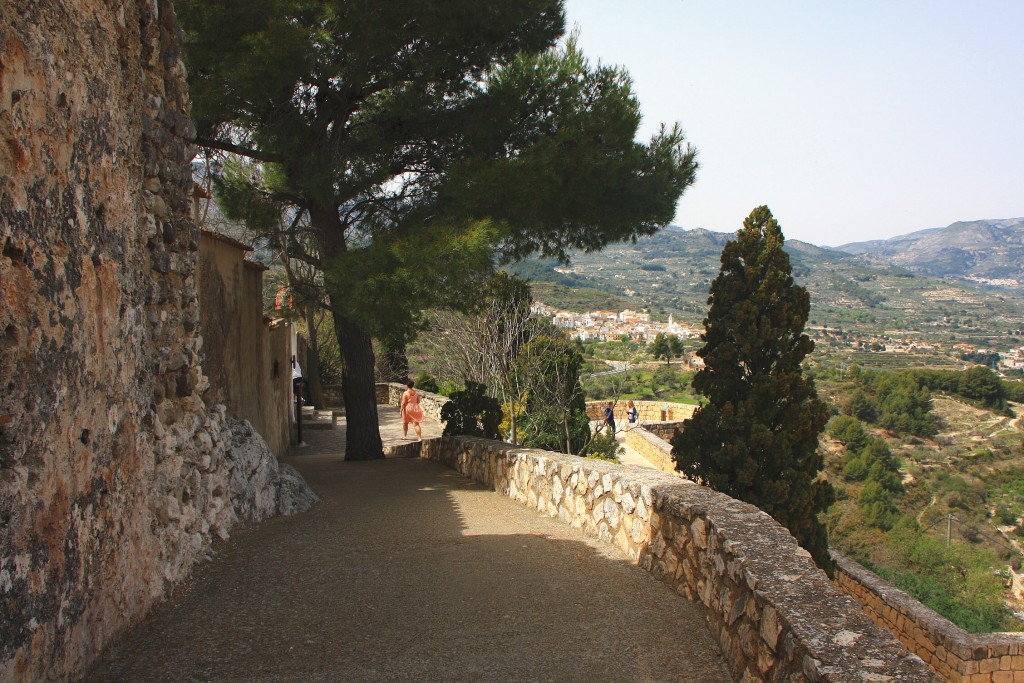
415,373 -> 439,393
829,415 -> 868,452
582,430 -> 622,462
440,381 -> 502,439
843,455 -> 869,481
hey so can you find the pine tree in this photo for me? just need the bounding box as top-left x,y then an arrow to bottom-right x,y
672,206 -> 835,574
178,1 -> 697,459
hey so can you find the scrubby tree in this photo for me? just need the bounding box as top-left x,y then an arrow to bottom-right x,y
672,206 -> 834,573
516,334 -> 590,454
650,332 -> 684,365
829,415 -> 868,452
178,1 -> 697,459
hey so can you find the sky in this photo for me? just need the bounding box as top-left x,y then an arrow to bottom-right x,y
563,0 -> 1024,247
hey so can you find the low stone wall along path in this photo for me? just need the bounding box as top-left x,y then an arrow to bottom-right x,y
85,407 -> 730,682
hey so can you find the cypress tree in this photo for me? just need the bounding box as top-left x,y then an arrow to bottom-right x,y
672,206 -> 835,573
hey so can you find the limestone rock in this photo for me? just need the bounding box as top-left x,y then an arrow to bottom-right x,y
225,418 -> 318,522
278,463 -> 320,516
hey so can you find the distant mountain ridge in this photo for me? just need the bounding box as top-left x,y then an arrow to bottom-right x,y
510,217 -> 1024,349
836,218 -> 1024,283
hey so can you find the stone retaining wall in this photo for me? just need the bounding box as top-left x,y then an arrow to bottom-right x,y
624,427 -> 679,473
834,551 -> 1024,682
378,382 -> 448,424
586,400 -> 697,423
421,437 -> 936,682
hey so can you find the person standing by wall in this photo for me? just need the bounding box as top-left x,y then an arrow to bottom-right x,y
401,380 -> 424,440
626,400 -> 638,429
603,401 -> 616,434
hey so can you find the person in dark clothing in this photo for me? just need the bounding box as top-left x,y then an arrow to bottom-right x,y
603,401 -> 616,433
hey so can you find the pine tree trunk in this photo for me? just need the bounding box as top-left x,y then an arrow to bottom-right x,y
311,202 -> 383,460
304,307 -> 327,408
333,311 -> 384,460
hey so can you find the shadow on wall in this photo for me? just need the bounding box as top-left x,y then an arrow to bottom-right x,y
420,436 -> 937,682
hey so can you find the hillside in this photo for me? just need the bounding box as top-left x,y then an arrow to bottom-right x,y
838,218 -> 1024,284
509,224 -> 1024,351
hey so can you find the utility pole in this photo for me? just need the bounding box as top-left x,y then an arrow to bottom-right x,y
947,513 -> 954,546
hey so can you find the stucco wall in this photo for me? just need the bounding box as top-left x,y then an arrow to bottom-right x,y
197,232 -> 291,456
420,437 -> 936,682
834,552 -> 1024,682
0,3 -> 239,679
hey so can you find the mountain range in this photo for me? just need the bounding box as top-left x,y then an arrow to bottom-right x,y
836,218 -> 1024,283
511,218 -> 1024,350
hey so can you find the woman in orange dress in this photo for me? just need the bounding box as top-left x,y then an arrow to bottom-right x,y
400,380 -> 423,440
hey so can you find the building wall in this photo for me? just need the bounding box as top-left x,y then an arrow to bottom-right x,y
197,234 -> 291,456
1,3 -> 240,679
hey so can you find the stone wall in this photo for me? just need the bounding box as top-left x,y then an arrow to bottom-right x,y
379,382 -> 449,424
197,231 -> 292,456
420,437 -> 936,682
1,3 -> 240,679
834,552 -> 1024,682
624,426 -> 679,473
586,400 -> 697,423
641,419 -> 688,442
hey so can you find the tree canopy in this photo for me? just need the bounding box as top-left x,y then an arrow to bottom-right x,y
672,206 -> 834,573
178,0 -> 698,458
650,332 -> 683,365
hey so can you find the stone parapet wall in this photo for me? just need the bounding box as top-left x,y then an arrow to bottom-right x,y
624,427 -> 679,473
421,437 -> 936,682
378,382 -> 448,424
641,419 -> 688,442
586,400 -> 697,423
834,552 -> 1024,682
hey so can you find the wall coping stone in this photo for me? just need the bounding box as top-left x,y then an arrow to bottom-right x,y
834,550 -> 1024,678
422,436 -> 937,682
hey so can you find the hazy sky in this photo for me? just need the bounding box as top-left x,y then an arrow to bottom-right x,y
563,0 -> 1024,247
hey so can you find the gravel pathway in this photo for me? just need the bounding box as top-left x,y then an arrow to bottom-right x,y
85,409 -> 729,682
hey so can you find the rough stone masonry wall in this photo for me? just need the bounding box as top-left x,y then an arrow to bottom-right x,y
834,552 -> 1024,682
380,382 -> 449,424
421,437 -> 937,682
0,2 -> 239,680
624,426 -> 678,473
586,400 -> 697,423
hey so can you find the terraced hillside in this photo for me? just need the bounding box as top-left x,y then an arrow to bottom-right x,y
510,225 -> 1024,352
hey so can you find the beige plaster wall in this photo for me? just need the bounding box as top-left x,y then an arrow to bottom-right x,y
197,233 -> 291,456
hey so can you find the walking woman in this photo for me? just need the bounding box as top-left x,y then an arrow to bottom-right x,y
400,380 -> 424,440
